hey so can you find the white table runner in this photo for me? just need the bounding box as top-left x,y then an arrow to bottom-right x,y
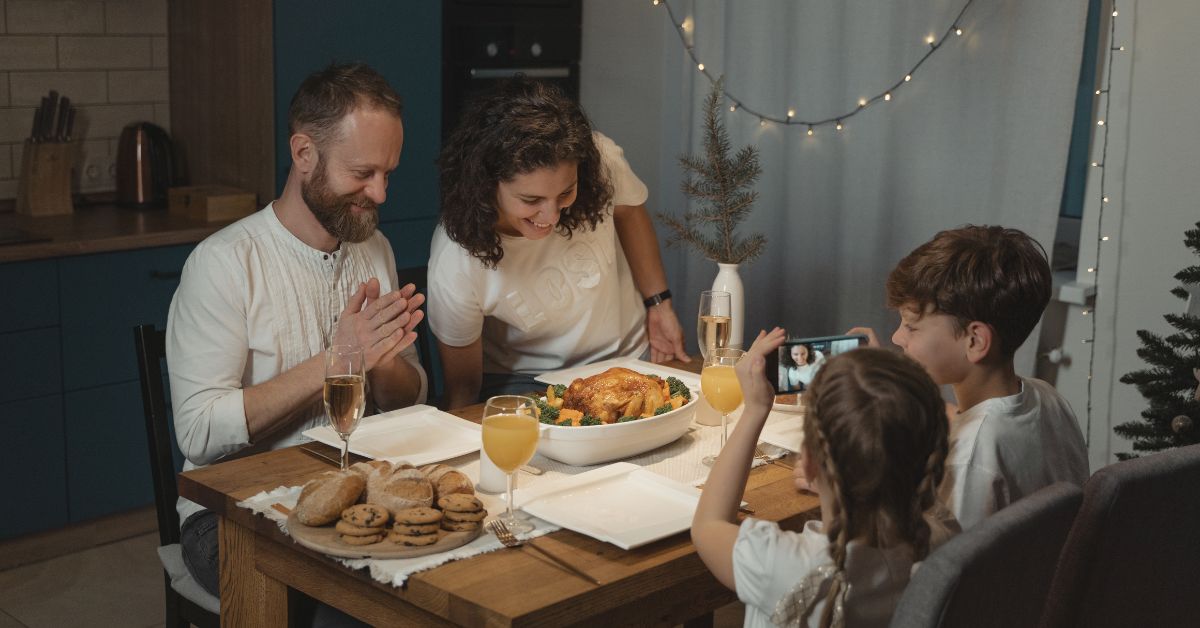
236,409 -> 801,588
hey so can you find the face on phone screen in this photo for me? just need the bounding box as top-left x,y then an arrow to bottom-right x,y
772,335 -> 867,394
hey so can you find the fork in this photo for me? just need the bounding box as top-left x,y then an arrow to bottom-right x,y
754,445 -> 795,470
487,519 -> 602,585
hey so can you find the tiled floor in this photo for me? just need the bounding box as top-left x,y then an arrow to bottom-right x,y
0,531 -> 743,628
0,532 -> 165,628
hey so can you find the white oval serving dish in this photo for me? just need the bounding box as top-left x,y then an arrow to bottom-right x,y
535,395 -> 697,466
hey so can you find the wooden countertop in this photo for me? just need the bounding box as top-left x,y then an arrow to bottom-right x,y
0,205 -> 236,263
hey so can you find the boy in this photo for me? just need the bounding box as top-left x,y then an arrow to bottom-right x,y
850,225 -> 1088,530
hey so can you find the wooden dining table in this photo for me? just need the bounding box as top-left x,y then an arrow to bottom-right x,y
177,359 -> 821,626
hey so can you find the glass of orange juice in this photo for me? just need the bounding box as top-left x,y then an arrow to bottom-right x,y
701,347 -> 744,466
482,395 -> 540,533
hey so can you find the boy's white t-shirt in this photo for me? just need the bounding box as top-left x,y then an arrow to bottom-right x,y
733,518 -> 914,628
939,376 -> 1090,530
427,131 -> 650,376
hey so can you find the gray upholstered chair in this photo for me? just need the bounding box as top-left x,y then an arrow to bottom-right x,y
1039,443 -> 1200,628
889,482 -> 1083,628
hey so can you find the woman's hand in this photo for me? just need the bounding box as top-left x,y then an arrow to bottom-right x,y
734,327 -> 786,414
332,278 -> 424,371
646,301 -> 690,363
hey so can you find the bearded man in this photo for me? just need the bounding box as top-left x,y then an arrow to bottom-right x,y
165,62 -> 426,598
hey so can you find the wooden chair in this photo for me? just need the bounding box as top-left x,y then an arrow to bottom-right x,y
1039,444 -> 1200,628
133,324 -> 219,627
889,482 -> 1083,628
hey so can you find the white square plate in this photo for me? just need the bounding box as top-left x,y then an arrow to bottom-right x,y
535,357 -> 700,391
302,404 -> 481,465
513,462 -> 700,550
759,411 -> 805,453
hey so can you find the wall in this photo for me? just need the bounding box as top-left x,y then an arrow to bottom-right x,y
1052,0 -> 1200,469
0,0 -> 168,199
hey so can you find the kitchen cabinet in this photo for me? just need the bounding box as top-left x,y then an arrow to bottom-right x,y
0,241 -> 191,540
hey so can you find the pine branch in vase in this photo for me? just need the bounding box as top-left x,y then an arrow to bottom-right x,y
657,77 -> 766,265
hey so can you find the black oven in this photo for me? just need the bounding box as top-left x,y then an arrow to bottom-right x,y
441,0 -> 582,139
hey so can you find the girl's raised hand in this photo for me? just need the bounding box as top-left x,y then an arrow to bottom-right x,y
734,327 -> 787,413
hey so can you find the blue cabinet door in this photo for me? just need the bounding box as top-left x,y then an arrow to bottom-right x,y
64,381 -> 153,522
0,394 -> 67,539
0,259 -> 58,332
59,244 -> 193,390
0,327 -> 61,404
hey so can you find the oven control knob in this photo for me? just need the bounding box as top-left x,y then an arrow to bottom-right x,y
530,42 -> 543,57
486,42 -> 499,57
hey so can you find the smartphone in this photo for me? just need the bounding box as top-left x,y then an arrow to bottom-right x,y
767,333 -> 868,394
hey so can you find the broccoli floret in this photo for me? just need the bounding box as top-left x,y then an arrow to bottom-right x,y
666,376 -> 692,402
553,384 -> 567,398
536,399 -> 560,423
617,415 -> 639,423
555,417 -> 574,427
579,414 -> 603,426
653,403 -> 673,416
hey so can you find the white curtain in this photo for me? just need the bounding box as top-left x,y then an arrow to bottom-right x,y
654,0 -> 1090,375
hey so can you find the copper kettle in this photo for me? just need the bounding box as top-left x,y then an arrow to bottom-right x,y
116,121 -> 173,209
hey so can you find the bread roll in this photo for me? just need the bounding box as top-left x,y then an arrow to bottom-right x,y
294,471 -> 366,526
369,475 -> 434,514
348,459 -> 391,480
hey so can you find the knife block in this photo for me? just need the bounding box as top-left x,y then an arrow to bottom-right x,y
16,140 -> 74,216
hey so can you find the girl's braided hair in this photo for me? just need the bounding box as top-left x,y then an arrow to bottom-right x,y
796,348 -> 949,627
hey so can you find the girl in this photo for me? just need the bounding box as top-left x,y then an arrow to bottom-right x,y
428,77 -> 688,408
692,328 -> 949,627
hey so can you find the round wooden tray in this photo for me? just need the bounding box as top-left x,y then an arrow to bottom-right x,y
287,513 -> 483,559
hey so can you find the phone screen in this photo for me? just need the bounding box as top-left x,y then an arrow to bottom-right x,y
769,334 -> 867,394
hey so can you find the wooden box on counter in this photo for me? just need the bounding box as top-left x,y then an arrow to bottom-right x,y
168,184 -> 257,222
16,141 -> 74,217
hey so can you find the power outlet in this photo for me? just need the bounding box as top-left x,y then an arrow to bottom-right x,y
77,152 -> 117,193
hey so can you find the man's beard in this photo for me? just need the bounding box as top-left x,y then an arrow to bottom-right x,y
301,162 -> 379,243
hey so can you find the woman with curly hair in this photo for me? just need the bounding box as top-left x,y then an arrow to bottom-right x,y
427,77 -> 688,407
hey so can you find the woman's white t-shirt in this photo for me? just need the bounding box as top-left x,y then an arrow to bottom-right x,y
427,132 -> 650,376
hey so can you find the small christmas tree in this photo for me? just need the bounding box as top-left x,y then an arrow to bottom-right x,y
1115,221 -> 1200,458
657,78 -> 765,264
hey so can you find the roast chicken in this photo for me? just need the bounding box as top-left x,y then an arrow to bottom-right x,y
562,367 -> 667,423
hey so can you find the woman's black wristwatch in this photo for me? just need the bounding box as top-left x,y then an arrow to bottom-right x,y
643,289 -> 672,308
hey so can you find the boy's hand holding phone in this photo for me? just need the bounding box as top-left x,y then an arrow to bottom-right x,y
845,326 -> 881,347
734,327 -> 787,416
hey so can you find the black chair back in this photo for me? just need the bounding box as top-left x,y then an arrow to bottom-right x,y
134,323 -> 180,546
396,264 -> 435,392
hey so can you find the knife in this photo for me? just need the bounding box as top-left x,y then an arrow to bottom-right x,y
54,96 -> 70,141
44,91 -> 59,141
63,106 -> 76,142
29,102 -> 43,143
35,96 -> 50,141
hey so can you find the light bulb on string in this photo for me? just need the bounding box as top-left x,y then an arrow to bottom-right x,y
1112,9 -> 1118,16
652,0 -> 660,5
697,63 -> 704,71
807,125 -> 814,136
1082,309 -> 1090,316
1097,119 -> 1105,126
955,27 -> 963,36
904,74 -> 912,82
884,92 -> 892,101
1087,267 -> 1095,273
1102,236 -> 1110,241
925,35 -> 935,45
836,120 -> 843,131
730,104 -> 737,112
787,108 -> 795,118
759,118 -> 766,127
1103,196 -> 1109,203
858,98 -> 867,107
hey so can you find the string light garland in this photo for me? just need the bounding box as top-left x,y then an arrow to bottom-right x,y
654,0 -> 977,134
1083,1 -> 1126,444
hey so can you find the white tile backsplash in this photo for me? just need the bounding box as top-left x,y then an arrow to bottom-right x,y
10,70 -> 107,105
104,0 -> 167,36
7,1 -> 105,35
0,0 -> 169,199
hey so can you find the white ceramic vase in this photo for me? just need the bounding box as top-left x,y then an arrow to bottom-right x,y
712,262 -> 744,349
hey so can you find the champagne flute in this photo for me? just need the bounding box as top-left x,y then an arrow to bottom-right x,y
324,344 -> 366,470
482,395 -> 540,534
701,347 -> 744,466
697,290 -> 732,360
